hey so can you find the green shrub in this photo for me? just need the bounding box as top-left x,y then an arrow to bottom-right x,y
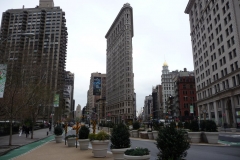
110,123 -> 130,149
89,131 -> 110,141
79,125 -> 90,139
132,121 -> 140,130
65,134 -> 76,140
54,125 -> 63,136
189,120 -> 199,132
201,120 -> 217,132
124,147 -> 150,156
156,126 -> 190,160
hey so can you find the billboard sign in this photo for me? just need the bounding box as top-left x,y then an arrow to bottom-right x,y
53,94 -> 59,107
93,77 -> 101,95
0,64 -> 7,98
190,105 -> 194,114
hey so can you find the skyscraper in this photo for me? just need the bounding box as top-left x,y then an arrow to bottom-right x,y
105,3 -> 135,123
161,62 -> 179,116
0,0 -> 68,120
185,0 -> 240,127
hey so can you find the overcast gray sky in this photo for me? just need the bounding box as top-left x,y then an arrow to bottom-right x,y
0,0 -> 193,114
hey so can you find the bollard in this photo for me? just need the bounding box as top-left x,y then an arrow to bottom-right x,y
47,131 -> 49,136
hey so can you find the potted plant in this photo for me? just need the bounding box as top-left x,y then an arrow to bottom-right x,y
110,123 -> 131,160
152,121 -> 159,140
54,125 -> 63,143
156,126 -> 190,160
188,120 -> 201,143
124,147 -> 150,160
132,121 -> 140,138
147,130 -> 153,140
78,125 -> 90,150
202,120 -> 219,144
89,130 -> 110,157
65,134 -> 76,147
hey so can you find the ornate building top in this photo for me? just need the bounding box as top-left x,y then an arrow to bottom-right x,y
163,61 -> 168,66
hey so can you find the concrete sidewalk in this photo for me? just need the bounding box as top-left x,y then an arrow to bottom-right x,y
13,141 -> 113,160
0,128 -> 52,156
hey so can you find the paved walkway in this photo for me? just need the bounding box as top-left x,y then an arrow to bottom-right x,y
0,127 -> 240,159
0,128 -> 52,156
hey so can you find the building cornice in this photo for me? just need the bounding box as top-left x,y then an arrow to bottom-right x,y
105,3 -> 134,38
184,0 -> 195,14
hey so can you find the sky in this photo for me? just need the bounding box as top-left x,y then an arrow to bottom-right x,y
0,0 -> 194,114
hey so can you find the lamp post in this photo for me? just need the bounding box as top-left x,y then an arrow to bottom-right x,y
51,113 -> 54,134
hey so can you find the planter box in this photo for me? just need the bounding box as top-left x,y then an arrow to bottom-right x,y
147,132 -> 153,140
140,132 -> 148,139
188,132 -> 201,143
205,132 -> 219,144
111,148 -> 131,160
230,128 -> 236,133
67,138 -> 76,147
152,131 -> 158,140
132,130 -> 138,138
55,135 -> 62,143
91,140 -> 110,157
78,139 -> 89,150
124,154 -> 150,160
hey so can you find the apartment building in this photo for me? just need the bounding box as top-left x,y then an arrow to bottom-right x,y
0,0 -> 68,120
105,3 -> 135,123
173,68 -> 197,122
185,0 -> 240,127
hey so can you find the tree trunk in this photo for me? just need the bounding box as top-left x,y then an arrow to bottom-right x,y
9,119 -> 13,146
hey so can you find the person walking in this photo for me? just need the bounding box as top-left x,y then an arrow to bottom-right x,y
25,126 -> 29,138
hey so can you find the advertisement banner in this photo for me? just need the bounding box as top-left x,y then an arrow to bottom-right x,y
0,64 -> 7,98
190,105 -> 194,114
93,77 -> 101,95
53,94 -> 59,107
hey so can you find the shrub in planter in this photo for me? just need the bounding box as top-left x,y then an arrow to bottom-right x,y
200,120 -> 218,144
156,126 -> 190,160
78,125 -> 90,150
200,120 -> 217,132
89,130 -> 110,141
110,123 -> 130,149
79,125 -> 90,139
132,121 -> 140,130
205,120 -> 217,132
54,125 -> 63,136
111,123 -> 131,160
65,134 -> 76,140
124,147 -> 150,156
189,120 -> 199,131
153,121 -> 160,130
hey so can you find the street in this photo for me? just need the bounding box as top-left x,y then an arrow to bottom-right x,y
130,139 -> 240,160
